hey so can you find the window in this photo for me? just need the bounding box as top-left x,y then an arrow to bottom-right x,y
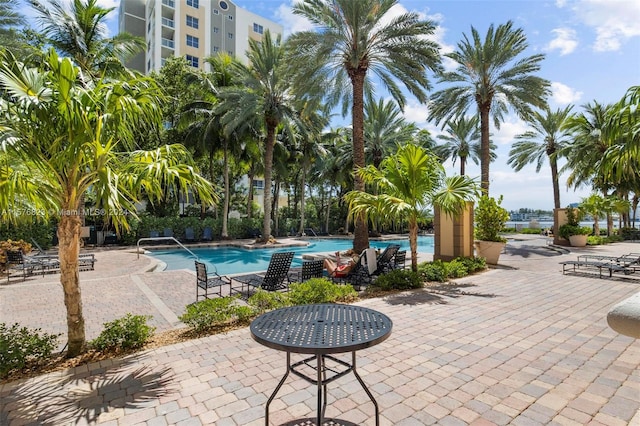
253,23 -> 264,34
186,34 -> 199,48
219,0 -> 229,10
253,179 -> 264,190
227,15 -> 233,20
213,9 -> 219,14
228,32 -> 233,39
186,54 -> 199,68
213,46 -> 219,52
186,15 -> 199,29
186,0 -> 199,8
213,27 -> 219,33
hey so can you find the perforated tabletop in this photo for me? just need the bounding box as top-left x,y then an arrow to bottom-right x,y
250,304 -> 393,355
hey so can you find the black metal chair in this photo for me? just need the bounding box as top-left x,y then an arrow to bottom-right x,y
373,244 -> 401,275
195,261 -> 230,301
231,252 -> 294,297
289,259 -> 324,283
393,250 -> 406,270
331,252 -> 374,291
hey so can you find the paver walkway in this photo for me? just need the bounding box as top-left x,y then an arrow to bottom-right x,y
1,237 -> 639,425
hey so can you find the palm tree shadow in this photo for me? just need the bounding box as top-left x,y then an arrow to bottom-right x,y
503,244 -> 562,259
384,283 -> 497,306
1,354 -> 175,425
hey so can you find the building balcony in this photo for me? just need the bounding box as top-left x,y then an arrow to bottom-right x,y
161,38 -> 175,49
161,17 -> 174,28
162,0 -> 175,8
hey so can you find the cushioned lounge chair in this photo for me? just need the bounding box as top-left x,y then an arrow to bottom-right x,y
231,252 -> 294,298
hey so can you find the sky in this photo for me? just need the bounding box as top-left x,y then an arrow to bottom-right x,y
34,0 -> 640,212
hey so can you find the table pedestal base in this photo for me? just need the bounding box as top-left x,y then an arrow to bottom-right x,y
265,352 -> 380,426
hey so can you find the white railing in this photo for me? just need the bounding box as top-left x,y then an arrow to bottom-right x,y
162,0 -> 175,8
161,38 -> 175,49
161,17 -> 174,28
136,237 -> 198,260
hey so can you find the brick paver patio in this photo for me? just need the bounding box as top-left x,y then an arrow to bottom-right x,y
1,238 -> 639,425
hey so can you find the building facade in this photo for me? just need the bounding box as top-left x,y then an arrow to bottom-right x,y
118,0 -> 283,74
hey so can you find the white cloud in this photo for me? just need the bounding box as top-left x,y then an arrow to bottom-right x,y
274,1 -> 313,37
550,82 -> 583,105
546,28 -> 578,55
571,0 -> 640,52
492,116 -> 530,146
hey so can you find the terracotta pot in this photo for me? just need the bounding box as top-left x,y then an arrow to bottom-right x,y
474,240 -> 506,265
568,234 -> 588,247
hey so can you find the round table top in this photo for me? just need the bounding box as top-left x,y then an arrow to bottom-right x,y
250,304 -> 393,355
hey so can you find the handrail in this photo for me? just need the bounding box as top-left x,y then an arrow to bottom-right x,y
137,237 -> 198,260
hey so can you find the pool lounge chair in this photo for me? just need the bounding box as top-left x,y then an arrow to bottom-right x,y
373,244 -> 401,275
195,261 -> 230,300
560,259 -> 635,278
202,227 -> 213,242
5,250 -> 46,281
331,250 -> 375,290
184,227 -> 196,242
288,259 -> 324,283
231,251 -> 294,298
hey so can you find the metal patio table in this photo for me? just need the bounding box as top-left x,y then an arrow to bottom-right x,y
250,303 -> 393,426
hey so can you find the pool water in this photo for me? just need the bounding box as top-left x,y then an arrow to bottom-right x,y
148,236 -> 434,275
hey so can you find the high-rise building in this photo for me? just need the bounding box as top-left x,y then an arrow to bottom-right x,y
118,0 -> 283,74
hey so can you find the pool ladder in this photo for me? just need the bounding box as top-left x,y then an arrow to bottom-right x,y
136,237 -> 198,260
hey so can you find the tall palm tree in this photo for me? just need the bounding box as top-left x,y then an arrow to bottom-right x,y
434,115 -> 483,175
345,144 -> 478,271
216,30 -> 300,242
28,0 -> 144,79
430,21 -> 550,194
288,0 -> 442,253
507,105 -> 573,209
0,50 -> 215,356
0,0 -> 23,48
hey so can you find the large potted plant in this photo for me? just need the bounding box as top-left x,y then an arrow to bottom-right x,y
474,195 -> 510,264
558,206 -> 591,247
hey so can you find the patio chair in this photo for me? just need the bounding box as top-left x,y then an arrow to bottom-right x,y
373,244 -> 401,275
289,259 -> 324,283
231,251 -> 294,297
195,261 -> 231,301
5,250 -> 45,281
392,250 -> 406,270
202,226 -> 213,242
163,228 -> 174,238
184,227 -> 196,242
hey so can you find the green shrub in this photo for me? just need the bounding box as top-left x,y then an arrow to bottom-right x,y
369,269 -> 423,291
418,260 -> 448,282
288,278 -> 358,305
179,297 -> 238,333
455,256 -> 487,274
247,290 -> 290,314
90,314 -> 155,351
444,259 -> 468,278
0,323 -> 60,378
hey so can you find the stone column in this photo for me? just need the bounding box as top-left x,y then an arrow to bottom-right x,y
434,201 -> 474,261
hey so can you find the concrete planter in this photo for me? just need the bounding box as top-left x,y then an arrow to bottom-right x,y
474,240 -> 506,265
568,234 -> 588,247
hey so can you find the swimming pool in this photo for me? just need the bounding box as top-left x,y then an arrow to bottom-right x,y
148,236 -> 434,275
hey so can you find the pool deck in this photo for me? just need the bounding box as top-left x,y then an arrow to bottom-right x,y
1,235 -> 639,425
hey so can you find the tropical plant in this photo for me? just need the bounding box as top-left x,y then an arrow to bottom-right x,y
558,206 -> 591,239
364,97 -> 416,169
430,21 -> 550,194
0,50 -> 216,356
508,105 -> 574,209
215,30 -> 300,242
474,195 -> 510,242
345,144 -> 479,271
27,0 -> 145,79
288,0 -> 442,253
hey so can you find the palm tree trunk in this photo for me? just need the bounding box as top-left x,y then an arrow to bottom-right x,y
57,212 -> 85,357
262,121 -> 276,242
479,105 -> 491,194
550,156 -> 561,209
222,142 -> 229,238
351,71 -> 369,252
409,217 -> 418,272
325,187 -> 332,235
460,156 -> 466,176
298,165 -> 306,235
273,180 -> 280,237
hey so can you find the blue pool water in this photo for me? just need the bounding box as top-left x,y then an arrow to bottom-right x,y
148,237 -> 434,275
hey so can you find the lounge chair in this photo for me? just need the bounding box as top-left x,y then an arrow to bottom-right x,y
231,252 -> 294,298
373,244 -> 401,275
392,250 -> 406,270
184,227 -> 196,242
195,261 -> 230,301
163,228 -> 174,238
560,259 -> 635,278
288,259 -> 324,283
202,227 -> 213,241
5,250 -> 45,281
331,250 -> 374,290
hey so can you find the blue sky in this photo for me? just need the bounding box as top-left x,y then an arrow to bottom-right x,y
95,1 -> 640,210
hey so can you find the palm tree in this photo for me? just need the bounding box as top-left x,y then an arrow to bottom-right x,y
364,97 -> 415,169
288,0 -> 442,253
430,21 -> 550,194
345,144 -> 479,271
0,50 -> 215,356
434,115 -> 483,175
507,105 -> 573,209
216,31 -> 300,242
28,0 -> 144,78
